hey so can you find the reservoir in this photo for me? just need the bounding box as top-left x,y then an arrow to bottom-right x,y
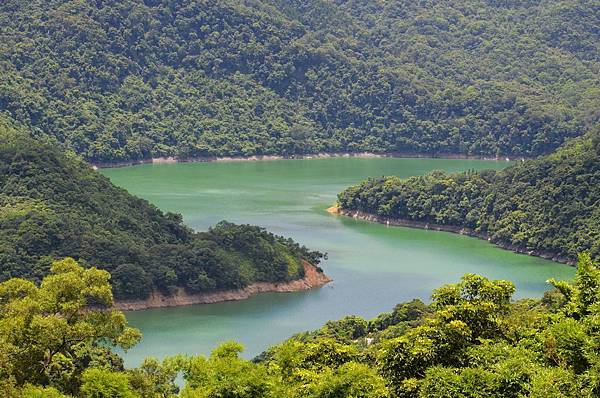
102,157 -> 574,365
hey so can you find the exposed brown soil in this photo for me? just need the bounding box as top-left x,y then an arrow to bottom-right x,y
114,260 -> 332,311
326,205 -> 340,214
336,208 -> 575,265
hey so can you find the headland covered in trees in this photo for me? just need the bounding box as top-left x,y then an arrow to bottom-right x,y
336,132 -> 600,264
115,260 -> 331,311
0,117 -> 328,306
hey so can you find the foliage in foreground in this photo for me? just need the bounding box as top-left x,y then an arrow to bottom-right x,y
2,255 -> 600,397
338,131 -> 600,262
0,120 -> 324,299
0,258 -> 140,396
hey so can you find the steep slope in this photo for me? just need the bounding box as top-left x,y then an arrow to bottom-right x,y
1,0 -> 598,162
337,131 -> 600,262
0,117 -> 325,299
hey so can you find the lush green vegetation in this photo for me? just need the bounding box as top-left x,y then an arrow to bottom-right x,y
1,0 -> 598,162
1,1 -> 598,396
3,254 -> 600,397
0,258 -> 141,397
338,132 -> 600,262
0,118 -> 323,299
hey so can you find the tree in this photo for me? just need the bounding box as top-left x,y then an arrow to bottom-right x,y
378,274 -> 515,395
112,264 -> 153,300
80,368 -> 139,398
179,342 -> 275,398
0,258 -> 141,393
305,362 -> 388,398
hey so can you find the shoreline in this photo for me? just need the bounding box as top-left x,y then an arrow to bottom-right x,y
93,151 -> 519,169
114,260 -> 332,311
332,207 -> 574,266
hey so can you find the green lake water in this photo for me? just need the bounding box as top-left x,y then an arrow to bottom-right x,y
102,157 -> 574,366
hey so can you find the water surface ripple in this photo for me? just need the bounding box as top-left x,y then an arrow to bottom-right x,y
102,158 -> 574,365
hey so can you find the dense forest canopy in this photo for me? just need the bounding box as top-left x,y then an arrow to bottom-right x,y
0,117 -> 323,299
3,255 -> 600,397
1,1 -> 600,396
337,131 -> 600,262
1,0 -> 598,162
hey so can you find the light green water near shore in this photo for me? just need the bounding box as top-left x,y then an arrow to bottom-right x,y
102,157 -> 574,366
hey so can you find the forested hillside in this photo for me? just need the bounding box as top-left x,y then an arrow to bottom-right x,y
3,254 -> 600,397
0,117 -> 324,300
338,131 -> 600,262
1,0 -> 598,162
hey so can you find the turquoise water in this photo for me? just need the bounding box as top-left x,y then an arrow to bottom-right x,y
102,157 -> 574,365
